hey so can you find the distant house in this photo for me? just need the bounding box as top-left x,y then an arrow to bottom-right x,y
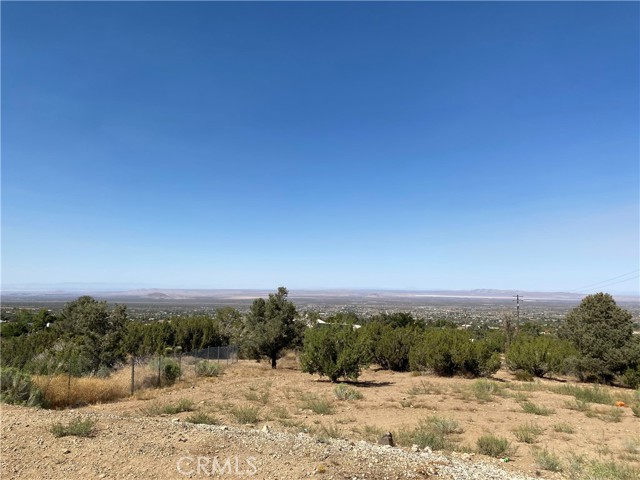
314,319 -> 361,330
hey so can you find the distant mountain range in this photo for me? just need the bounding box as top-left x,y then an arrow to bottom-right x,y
2,287 -> 638,304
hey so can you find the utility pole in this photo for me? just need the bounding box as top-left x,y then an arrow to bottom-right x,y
513,294 -> 522,334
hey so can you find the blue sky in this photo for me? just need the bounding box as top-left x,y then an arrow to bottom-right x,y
2,2 -> 639,293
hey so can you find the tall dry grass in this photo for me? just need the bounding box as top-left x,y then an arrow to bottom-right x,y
33,364 -> 159,409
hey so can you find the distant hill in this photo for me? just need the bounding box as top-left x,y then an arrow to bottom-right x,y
2,287 -> 638,305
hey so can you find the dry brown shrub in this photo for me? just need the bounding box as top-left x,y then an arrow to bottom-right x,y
32,366 -> 152,408
34,375 -> 127,408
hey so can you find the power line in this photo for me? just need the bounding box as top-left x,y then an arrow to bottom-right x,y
569,269 -> 640,293
573,274 -> 639,293
570,269 -> 638,291
574,275 -> 639,293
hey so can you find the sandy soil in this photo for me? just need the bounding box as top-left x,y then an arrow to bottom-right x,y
1,356 -> 638,479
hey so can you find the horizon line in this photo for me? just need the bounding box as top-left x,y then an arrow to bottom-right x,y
2,284 -> 639,298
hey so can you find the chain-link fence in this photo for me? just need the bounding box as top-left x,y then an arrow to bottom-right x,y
33,345 -> 238,408
184,345 -> 239,362
129,345 -> 239,393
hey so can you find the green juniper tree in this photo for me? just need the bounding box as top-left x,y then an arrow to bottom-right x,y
559,292 -> 637,383
300,323 -> 368,382
244,287 -> 302,369
57,296 -> 128,373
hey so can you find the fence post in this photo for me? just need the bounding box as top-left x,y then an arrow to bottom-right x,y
67,356 -> 71,407
130,355 -> 135,396
217,346 -> 220,363
157,354 -> 161,388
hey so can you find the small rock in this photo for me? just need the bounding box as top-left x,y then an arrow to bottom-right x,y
172,418 -> 180,423
377,432 -> 395,447
262,425 -> 271,433
410,444 -> 421,453
62,449 -> 71,454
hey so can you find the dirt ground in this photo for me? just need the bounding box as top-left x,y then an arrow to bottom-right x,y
2,355 -> 639,479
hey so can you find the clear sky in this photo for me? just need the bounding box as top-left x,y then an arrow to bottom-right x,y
2,2 -> 639,294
